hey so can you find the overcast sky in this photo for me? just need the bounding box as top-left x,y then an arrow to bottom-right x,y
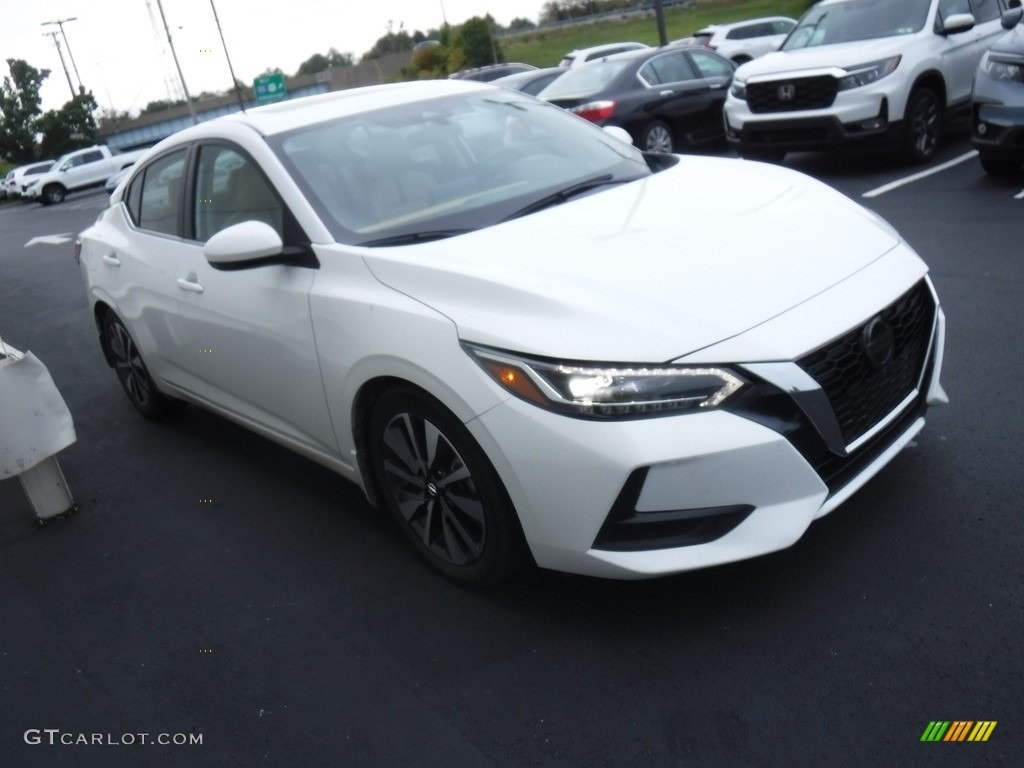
1,1 -> 544,115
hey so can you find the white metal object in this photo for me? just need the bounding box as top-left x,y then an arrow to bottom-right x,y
0,342 -> 77,521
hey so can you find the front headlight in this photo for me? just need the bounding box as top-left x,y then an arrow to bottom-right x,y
837,56 -> 901,91
981,51 -> 1024,83
465,344 -> 745,419
730,79 -> 747,100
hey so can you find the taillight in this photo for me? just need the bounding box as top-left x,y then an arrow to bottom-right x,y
569,100 -> 616,123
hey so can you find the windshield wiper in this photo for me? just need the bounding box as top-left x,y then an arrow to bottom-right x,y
358,229 -> 474,247
500,174 -> 624,222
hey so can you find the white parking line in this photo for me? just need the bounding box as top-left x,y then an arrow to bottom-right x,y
862,151 -> 978,198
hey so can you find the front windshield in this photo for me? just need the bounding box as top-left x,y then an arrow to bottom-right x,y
271,90 -> 649,246
783,0 -> 932,49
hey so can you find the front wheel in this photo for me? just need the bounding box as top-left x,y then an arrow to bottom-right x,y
902,88 -> 941,164
41,184 -> 66,205
368,387 -> 526,584
640,120 -> 675,153
978,152 -> 1021,176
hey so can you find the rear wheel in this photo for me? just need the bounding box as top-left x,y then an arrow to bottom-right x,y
902,87 -> 941,164
101,312 -> 174,419
640,120 -> 675,153
368,387 -> 526,584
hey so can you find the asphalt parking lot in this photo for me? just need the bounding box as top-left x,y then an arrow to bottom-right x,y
1,133 -> 1022,767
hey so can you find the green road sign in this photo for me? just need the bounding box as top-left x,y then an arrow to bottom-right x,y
253,73 -> 287,103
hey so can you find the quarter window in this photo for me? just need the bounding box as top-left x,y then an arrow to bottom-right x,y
136,149 -> 187,237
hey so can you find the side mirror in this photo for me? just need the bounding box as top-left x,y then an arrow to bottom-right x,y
204,221 -> 284,269
1002,7 -> 1023,30
939,12 -> 976,35
59,163 -> 70,172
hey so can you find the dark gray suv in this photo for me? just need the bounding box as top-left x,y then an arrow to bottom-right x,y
972,2 -> 1024,174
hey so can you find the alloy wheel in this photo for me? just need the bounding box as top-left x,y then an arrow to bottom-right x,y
379,411 -> 486,567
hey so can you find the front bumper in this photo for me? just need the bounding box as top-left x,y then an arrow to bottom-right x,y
972,102 -> 1024,160
467,279 -> 946,580
724,75 -> 908,154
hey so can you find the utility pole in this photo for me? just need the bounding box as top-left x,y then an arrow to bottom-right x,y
654,0 -> 668,47
209,0 -> 247,113
41,18 -> 83,93
154,0 -> 198,124
42,30 -> 76,99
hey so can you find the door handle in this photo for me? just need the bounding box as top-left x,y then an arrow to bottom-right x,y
709,82 -> 725,90
659,89 -> 674,96
177,272 -> 204,293
102,253 -> 121,266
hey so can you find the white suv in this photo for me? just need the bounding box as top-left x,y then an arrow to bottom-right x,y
725,0 -> 1009,162
688,17 -> 797,64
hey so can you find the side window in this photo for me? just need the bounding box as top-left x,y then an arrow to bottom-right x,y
137,149 -> 187,237
969,0 -> 1002,22
125,173 -> 143,223
939,0 -> 973,17
193,145 -> 283,242
687,50 -> 734,79
81,151 -> 104,164
641,52 -> 696,85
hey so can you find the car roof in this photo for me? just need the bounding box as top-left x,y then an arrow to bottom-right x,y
170,80 -> 498,140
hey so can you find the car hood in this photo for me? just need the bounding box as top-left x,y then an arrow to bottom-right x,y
362,156 -> 900,362
736,37 -> 912,79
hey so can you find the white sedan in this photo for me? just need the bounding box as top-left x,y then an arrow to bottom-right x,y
76,80 -> 947,583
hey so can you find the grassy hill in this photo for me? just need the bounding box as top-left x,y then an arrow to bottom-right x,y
502,0 -> 810,67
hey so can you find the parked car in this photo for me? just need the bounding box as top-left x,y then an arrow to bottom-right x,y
559,42 -> 649,67
685,16 -> 797,63
540,45 -> 736,153
76,79 -> 946,583
104,164 -> 136,194
725,0 -> 1011,163
23,144 -> 149,204
448,63 -> 536,82
492,67 -> 567,96
2,160 -> 56,199
972,3 -> 1024,173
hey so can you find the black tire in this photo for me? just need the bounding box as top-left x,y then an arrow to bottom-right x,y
640,120 -> 675,153
979,152 -> 1021,176
732,55 -> 752,65
41,183 -> 66,205
902,87 -> 942,164
368,387 -> 526,584
101,312 -> 174,419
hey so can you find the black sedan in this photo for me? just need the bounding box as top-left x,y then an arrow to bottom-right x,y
972,5 -> 1024,175
538,45 -> 735,153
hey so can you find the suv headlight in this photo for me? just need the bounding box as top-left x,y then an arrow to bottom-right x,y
838,57 -> 901,91
981,51 -> 1024,83
466,344 -> 745,419
730,79 -> 747,100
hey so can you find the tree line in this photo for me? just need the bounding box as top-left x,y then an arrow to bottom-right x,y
0,59 -> 99,164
